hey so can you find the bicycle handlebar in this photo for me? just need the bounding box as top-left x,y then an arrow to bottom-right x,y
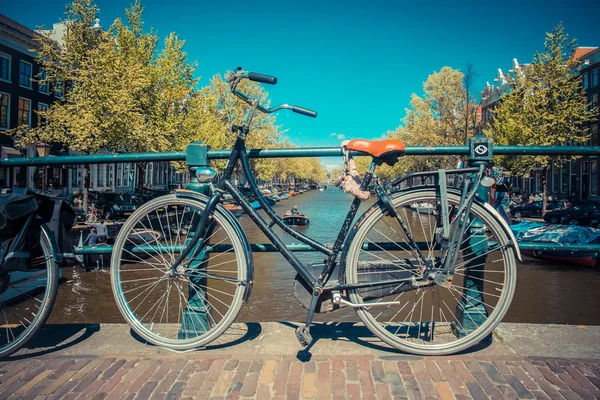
229,68 -> 317,119
247,72 -> 277,85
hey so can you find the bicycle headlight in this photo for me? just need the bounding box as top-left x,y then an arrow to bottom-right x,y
195,167 -> 217,183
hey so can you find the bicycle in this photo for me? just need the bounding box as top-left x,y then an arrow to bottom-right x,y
110,69 -> 521,355
0,191 -> 77,358
86,202 -> 99,223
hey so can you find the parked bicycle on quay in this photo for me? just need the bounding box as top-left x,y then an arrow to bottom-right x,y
108,68 -> 521,356
0,191 -> 77,358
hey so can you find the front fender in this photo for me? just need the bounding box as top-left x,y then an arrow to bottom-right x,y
175,190 -> 255,301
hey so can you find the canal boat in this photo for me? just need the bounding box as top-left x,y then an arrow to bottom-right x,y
279,193 -> 290,200
510,221 -> 600,267
283,206 -> 310,226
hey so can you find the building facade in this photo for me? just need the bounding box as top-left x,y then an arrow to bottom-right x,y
480,48 -> 600,202
0,13 -> 61,189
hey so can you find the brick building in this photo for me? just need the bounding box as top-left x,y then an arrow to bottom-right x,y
0,13 -> 61,189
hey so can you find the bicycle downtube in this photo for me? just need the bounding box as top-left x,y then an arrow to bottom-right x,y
169,192 -> 222,273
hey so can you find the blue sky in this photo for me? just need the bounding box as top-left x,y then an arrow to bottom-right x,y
2,0 -> 599,165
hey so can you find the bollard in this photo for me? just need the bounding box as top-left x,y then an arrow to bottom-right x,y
456,135 -> 493,337
178,142 -> 215,339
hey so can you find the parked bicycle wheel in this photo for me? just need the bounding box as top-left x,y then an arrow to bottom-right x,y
345,189 -> 517,355
0,229 -> 58,359
111,194 -> 248,350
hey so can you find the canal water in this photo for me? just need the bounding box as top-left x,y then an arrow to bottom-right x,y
48,188 -> 600,325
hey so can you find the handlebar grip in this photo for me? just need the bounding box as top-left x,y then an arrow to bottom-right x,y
292,106 -> 317,118
247,72 -> 277,85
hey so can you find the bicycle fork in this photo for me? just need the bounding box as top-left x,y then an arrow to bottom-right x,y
169,192 -> 221,275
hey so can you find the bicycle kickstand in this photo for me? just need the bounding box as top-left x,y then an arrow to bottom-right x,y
295,288 -> 321,348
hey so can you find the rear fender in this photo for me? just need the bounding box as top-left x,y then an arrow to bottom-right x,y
174,190 -> 255,301
339,187 -> 522,283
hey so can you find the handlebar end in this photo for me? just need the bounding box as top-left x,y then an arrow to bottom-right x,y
248,72 -> 278,85
292,106 -> 317,118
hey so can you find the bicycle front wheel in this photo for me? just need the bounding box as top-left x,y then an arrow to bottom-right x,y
0,229 -> 58,359
111,195 -> 248,350
345,190 -> 517,355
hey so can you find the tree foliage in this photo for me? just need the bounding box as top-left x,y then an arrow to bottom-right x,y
485,23 -> 597,175
6,0 -> 327,194
352,67 -> 477,182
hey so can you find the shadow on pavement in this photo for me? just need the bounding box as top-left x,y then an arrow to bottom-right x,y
281,321 -> 493,361
5,324 -> 101,361
130,322 -> 263,352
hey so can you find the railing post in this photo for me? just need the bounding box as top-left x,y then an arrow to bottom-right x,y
178,142 -> 214,339
457,135 -> 494,336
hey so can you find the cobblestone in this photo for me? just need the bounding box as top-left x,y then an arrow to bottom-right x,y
1,354 -> 600,399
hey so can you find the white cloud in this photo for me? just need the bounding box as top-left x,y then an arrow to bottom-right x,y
329,133 -> 346,140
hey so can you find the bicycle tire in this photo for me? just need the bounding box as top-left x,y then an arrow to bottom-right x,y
111,194 -> 248,350
345,189 -> 517,355
0,229 -> 59,359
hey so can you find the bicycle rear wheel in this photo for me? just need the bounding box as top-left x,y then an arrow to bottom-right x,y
111,195 -> 248,350
0,229 -> 58,359
345,190 -> 517,355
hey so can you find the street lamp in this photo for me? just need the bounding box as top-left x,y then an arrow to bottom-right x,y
35,142 -> 51,191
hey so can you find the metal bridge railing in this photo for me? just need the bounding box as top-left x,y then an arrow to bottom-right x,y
2,137 -> 600,256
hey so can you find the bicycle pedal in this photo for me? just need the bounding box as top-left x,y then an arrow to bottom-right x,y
295,326 -> 313,348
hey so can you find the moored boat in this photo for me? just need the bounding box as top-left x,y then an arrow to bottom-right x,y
510,221 -> 600,267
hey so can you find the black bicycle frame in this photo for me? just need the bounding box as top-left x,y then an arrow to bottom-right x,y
217,137 -> 374,290
172,134 -> 484,294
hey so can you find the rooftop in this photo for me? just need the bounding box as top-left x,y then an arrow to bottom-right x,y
0,13 -> 44,41
574,46 -> 598,60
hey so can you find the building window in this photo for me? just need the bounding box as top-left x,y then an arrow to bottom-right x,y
37,103 -> 49,127
562,165 -> 569,194
592,68 -> 599,88
18,98 -> 31,127
552,163 -> 560,193
19,61 -> 32,89
592,161 -> 598,196
54,79 -> 64,98
0,53 -> 10,82
592,94 -> 599,111
0,93 -> 9,130
39,69 -> 49,94
582,72 -> 589,89
591,124 -> 598,146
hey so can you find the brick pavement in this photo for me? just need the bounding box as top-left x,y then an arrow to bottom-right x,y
2,354 -> 600,399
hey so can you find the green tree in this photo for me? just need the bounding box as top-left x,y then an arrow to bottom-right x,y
354,67 -> 477,185
9,0 -> 199,210
485,23 -> 597,214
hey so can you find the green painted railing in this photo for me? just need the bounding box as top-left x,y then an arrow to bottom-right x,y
2,145 -> 600,167
3,141 -> 600,256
